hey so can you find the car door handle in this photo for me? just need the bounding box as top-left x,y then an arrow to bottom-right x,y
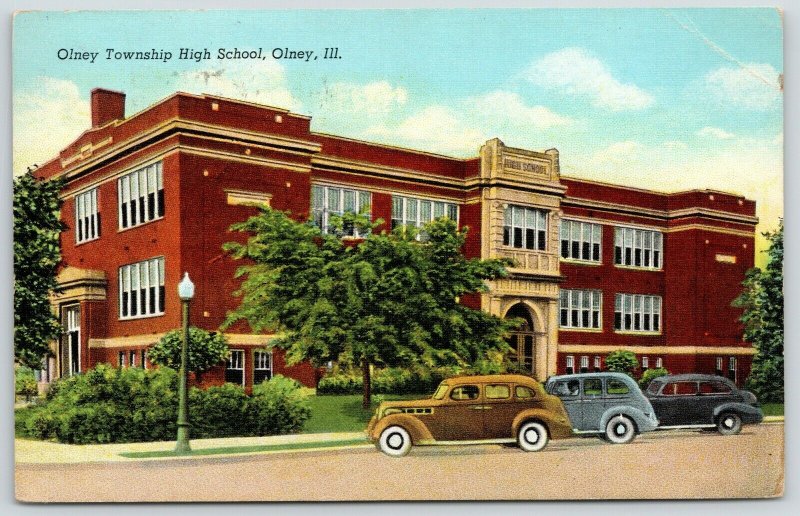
470,405 -> 493,410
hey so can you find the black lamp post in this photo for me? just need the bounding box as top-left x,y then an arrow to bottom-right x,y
175,272 -> 194,454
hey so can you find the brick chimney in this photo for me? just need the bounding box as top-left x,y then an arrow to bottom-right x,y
90,88 -> 126,128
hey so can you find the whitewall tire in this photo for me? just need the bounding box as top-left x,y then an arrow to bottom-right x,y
517,421 -> 549,452
605,415 -> 636,444
717,413 -> 743,435
378,425 -> 412,457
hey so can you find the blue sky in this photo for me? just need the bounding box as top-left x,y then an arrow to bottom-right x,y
13,9 -> 783,260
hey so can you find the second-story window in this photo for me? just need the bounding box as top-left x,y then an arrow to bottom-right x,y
311,184 -> 370,237
118,162 -> 164,230
391,195 -> 458,233
560,220 -> 601,262
119,257 -> 165,319
614,227 -> 662,269
614,293 -> 661,332
75,188 -> 100,243
503,205 -> 547,250
560,289 -> 601,329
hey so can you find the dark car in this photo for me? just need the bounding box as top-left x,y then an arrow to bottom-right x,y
366,374 -> 572,456
545,372 -> 659,444
644,374 -> 763,435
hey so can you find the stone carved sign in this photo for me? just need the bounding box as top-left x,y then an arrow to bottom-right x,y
502,155 -> 548,176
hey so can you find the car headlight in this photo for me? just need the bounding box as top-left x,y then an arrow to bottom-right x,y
382,408 -> 403,418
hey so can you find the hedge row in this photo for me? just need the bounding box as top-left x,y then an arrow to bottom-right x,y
20,364 -> 310,444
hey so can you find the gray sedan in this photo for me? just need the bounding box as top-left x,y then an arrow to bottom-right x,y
545,372 -> 659,444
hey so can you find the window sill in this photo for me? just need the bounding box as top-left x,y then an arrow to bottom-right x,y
559,327 -> 604,333
613,330 -> 662,336
613,264 -> 663,272
75,236 -> 101,247
119,312 -> 165,322
117,215 -> 165,234
560,258 -> 602,266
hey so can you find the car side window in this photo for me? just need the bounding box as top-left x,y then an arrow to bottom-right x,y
700,382 -> 733,395
450,385 -> 479,401
647,382 -> 662,395
552,380 -> 580,397
606,378 -> 630,395
515,385 -> 535,399
486,384 -> 510,399
663,382 -> 698,396
583,378 -> 603,397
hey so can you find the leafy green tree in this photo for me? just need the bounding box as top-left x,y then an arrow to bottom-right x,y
148,327 -> 229,384
605,350 -> 639,378
14,173 -> 65,369
639,367 -> 669,388
734,222 -> 783,402
224,207 -> 516,408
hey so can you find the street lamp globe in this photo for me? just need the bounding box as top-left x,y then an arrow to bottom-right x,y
178,272 -> 195,301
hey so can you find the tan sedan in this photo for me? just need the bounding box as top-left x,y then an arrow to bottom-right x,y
367,374 -> 572,457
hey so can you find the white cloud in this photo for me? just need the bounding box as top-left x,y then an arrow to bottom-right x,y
315,80 -> 407,116
663,140 -> 688,150
696,126 -> 735,139
525,47 -> 654,111
366,105 -> 485,155
173,60 -> 300,111
13,78 -> 90,175
704,63 -> 782,111
469,90 -> 573,129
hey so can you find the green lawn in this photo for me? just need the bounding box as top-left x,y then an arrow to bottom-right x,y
303,393 -> 422,434
761,403 -> 784,416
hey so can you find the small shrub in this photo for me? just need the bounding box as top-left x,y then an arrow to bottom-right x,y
15,366 -> 38,401
247,375 -> 311,435
605,350 -> 639,378
317,373 -> 363,394
189,383 -> 250,439
639,367 -> 670,388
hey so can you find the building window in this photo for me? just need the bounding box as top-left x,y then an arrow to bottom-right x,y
642,356 -> 649,371
614,227 -> 662,268
565,355 -> 574,375
728,356 -> 737,382
391,195 -> 458,235
560,220 -> 601,262
118,161 -> 164,230
75,188 -> 100,243
594,356 -> 601,372
119,257 -> 165,319
129,351 -> 137,367
656,357 -> 663,369
254,351 -> 273,384
580,356 -> 589,373
503,205 -> 547,250
614,294 -> 661,332
225,350 -> 245,386
311,184 -> 370,236
141,350 -> 147,369
560,289 -> 601,329
715,357 -> 723,376
118,351 -> 126,368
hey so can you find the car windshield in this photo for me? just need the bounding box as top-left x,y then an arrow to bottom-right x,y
432,383 -> 449,400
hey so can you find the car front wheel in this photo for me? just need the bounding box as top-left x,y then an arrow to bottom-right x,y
378,425 -> 412,457
717,412 -> 743,435
517,421 -> 549,452
605,415 -> 636,444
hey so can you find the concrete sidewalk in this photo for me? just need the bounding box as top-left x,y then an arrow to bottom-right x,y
15,432 -> 370,464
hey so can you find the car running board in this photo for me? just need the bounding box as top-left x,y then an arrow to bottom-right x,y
655,424 -> 716,430
416,438 -> 517,446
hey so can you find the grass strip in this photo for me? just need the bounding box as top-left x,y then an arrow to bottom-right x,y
119,438 -> 369,459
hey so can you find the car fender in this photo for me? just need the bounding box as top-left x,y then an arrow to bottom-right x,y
369,414 -> 433,443
512,409 -> 572,439
600,406 -> 658,433
712,402 -> 764,424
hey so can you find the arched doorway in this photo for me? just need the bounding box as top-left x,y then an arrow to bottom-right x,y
505,303 -> 539,376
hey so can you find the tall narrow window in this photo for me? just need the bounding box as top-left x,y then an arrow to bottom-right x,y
614,294 -> 662,332
614,227 -> 663,268
565,355 -> 575,375
594,356 -> 601,372
715,357 -> 723,376
642,356 -> 649,371
118,162 -> 164,229
119,257 -> 165,319
310,184 -> 370,236
75,188 -> 100,243
656,357 -> 663,369
225,350 -> 245,386
580,356 -> 589,373
503,205 -> 548,250
254,351 -> 273,384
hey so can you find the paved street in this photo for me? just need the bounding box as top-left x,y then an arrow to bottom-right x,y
16,423 -> 783,502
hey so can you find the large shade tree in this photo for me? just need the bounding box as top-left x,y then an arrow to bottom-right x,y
734,221 -> 783,402
224,208 -> 517,408
14,173 -> 65,369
